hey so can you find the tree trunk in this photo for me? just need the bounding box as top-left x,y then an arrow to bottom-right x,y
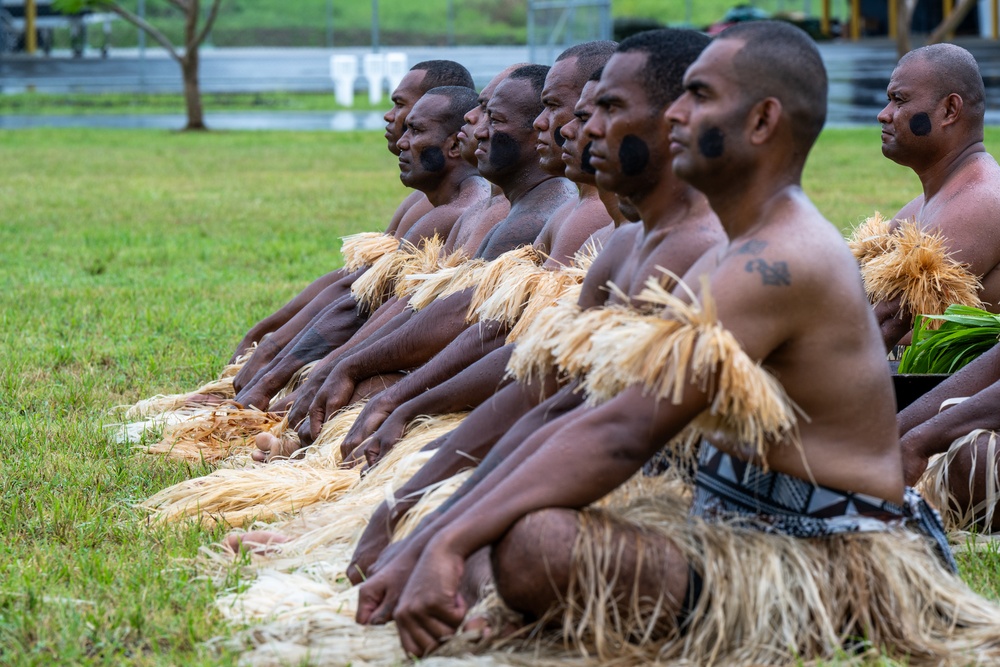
181,52 -> 206,131
181,0 -> 206,131
896,0 -> 918,57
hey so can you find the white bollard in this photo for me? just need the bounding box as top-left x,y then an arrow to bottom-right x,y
330,55 -> 358,107
385,52 -> 409,96
363,53 -> 387,106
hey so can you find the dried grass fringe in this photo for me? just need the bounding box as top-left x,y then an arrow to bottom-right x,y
580,277 -> 802,461
121,345 -> 255,420
855,218 -> 983,324
340,231 -> 399,272
351,236 -> 445,313
531,491 -> 1000,666
465,246 -> 544,323
404,258 -> 489,311
140,405 -> 463,530
917,428 -> 1000,533
144,402 -> 285,463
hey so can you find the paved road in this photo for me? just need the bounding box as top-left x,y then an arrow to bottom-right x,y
3,40 -> 1000,127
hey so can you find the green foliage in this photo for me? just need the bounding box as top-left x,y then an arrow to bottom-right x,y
899,305 -> 1000,374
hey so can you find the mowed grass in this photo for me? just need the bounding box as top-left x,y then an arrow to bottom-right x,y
0,126 -> 998,666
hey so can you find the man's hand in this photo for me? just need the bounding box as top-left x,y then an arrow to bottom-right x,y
232,336 -> 280,394
393,542 -> 468,657
355,543 -> 422,626
308,367 -> 358,442
347,504 -> 396,585
340,396 -> 397,460
363,413 -> 409,467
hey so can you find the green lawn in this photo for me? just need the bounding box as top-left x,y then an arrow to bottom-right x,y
0,127 -> 996,665
50,0 -> 856,49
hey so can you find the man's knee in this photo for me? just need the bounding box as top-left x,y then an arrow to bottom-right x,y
947,431 -> 1000,530
492,508 -> 578,618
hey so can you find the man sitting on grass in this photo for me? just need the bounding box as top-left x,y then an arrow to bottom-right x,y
871,44 -> 1000,350
355,22 -> 1000,664
230,60 -> 476,381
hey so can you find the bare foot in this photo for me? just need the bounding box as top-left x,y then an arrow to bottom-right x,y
460,612 -> 523,644
222,530 -> 289,555
252,431 -> 302,462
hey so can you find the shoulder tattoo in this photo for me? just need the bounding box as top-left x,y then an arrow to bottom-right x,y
745,258 -> 791,286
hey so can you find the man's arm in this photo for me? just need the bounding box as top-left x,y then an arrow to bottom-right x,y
341,343 -> 516,464
305,291 -> 489,440
231,267 -> 351,362
347,380 -> 581,584
898,343 -> 1000,483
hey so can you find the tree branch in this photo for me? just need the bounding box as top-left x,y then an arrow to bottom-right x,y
165,0 -> 190,12
194,0 -> 224,48
107,3 -> 180,61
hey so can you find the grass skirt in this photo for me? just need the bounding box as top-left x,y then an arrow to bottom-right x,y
543,490 -> 1000,665
918,428 -> 1000,533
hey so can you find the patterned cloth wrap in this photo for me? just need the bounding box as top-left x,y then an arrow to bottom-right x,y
688,441 -> 958,573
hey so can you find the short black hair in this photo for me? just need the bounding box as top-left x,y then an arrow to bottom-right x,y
719,21 -> 827,151
508,64 -> 551,119
411,60 -> 475,91
588,66 -> 604,83
901,43 -> 986,123
616,28 -> 711,111
424,85 -> 480,134
557,40 -> 619,84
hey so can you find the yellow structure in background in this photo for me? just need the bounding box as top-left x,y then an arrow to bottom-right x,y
25,0 -> 36,53
833,0 -> 1000,40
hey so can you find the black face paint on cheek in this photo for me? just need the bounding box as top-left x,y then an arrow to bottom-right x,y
553,125 -> 566,147
419,146 -> 446,172
581,141 -> 596,174
698,127 -> 725,159
909,112 -> 932,137
619,134 -> 650,176
488,131 -> 521,171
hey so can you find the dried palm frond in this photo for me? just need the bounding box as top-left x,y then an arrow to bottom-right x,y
505,297 -> 582,385
340,232 -> 399,272
899,305 -> 1000,374
847,211 -> 894,266
862,220 -> 982,321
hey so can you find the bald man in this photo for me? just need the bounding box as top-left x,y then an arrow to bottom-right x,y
874,44 -> 1000,350
356,23 -> 993,663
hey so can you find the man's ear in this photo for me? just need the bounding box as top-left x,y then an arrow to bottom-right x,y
940,92 -> 964,128
747,97 -> 782,145
445,133 -> 463,159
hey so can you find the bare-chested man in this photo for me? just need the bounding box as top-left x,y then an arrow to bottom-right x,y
345,29 -> 725,577
230,61 -> 476,384
874,44 -> 1000,350
271,64 -> 589,451
332,42 -> 624,460
235,68 -> 531,419
355,23 -> 988,663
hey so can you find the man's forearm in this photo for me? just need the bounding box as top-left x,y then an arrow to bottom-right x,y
337,293 -> 478,381
379,332 -> 513,419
